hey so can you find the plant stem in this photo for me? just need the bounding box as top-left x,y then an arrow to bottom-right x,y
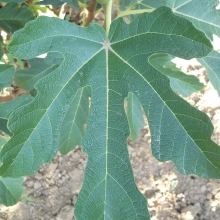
84,0 -> 97,27
105,0 -> 113,37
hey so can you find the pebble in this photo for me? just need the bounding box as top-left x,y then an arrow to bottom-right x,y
200,185 -> 207,193
49,163 -> 58,172
33,181 -> 42,189
56,205 -> 74,220
215,191 -> 220,199
26,180 -> 34,188
181,203 -> 201,217
207,192 -> 213,199
145,189 -> 157,199
131,152 -> 136,157
34,173 -> 42,180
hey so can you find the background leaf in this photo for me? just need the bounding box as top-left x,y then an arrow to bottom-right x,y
0,177 -> 24,206
0,119 -> 12,136
0,95 -> 33,119
126,92 -> 145,141
1,0 -> 26,3
0,133 -> 24,208
0,135 -> 9,149
34,0 -> 63,7
166,0 -> 220,39
120,0 -> 166,10
45,52 -> 63,65
198,50 -> 220,96
149,53 -> 204,97
15,58 -> 60,91
0,65 -> 14,91
59,86 -> 90,154
0,2 -> 35,34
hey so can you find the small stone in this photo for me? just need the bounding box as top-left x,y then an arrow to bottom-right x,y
131,151 -> 136,157
148,200 -> 154,207
57,205 -> 74,220
33,181 -> 41,189
34,172 -> 42,180
26,180 -> 34,188
207,192 -> 212,199
49,163 -> 58,172
215,191 -> 220,199
181,203 -> 201,218
200,185 -> 207,193
128,145 -> 134,153
144,189 -> 157,199
47,178 -> 55,185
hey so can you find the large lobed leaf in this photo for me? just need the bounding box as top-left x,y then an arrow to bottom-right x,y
1,6 -> 220,219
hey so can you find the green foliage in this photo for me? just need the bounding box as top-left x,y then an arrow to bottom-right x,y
126,93 -> 145,141
34,0 -> 85,9
0,95 -> 33,119
0,177 -> 25,206
120,0 -> 166,10
96,0 -> 109,4
59,86 -> 90,155
34,0 -> 70,8
0,65 -> 14,91
198,50 -> 220,96
15,58 -> 60,91
0,119 -> 12,136
149,54 -> 204,97
0,135 -> 9,149
2,0 -> 25,3
166,0 -> 220,39
0,2 -> 34,34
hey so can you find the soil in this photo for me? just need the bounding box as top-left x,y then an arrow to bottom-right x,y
1,7 -> 220,220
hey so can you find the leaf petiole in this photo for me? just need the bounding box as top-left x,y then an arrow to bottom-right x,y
105,0 -> 112,37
